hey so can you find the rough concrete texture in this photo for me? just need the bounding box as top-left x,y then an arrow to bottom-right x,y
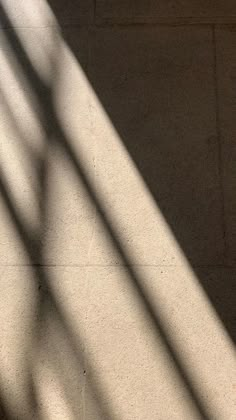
96,0 -> 236,23
0,1 -> 235,420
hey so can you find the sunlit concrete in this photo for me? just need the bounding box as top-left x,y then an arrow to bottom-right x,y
47,265 -> 236,420
0,267 -> 38,419
0,1 -> 235,420
0,0 -> 92,27
87,26 -> 223,267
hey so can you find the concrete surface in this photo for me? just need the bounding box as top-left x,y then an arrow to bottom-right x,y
0,1 -> 235,419
96,0 -> 236,23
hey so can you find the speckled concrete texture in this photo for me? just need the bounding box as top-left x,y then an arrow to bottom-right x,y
0,1 -> 235,419
96,0 -> 236,23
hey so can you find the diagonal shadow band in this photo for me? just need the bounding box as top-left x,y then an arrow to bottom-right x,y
0,171 -> 117,420
0,2 -> 218,418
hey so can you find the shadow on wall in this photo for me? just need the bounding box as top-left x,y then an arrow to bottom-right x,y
0,4 -> 121,419
47,1 -> 236,343
0,1 -> 235,419
0,7 -> 210,419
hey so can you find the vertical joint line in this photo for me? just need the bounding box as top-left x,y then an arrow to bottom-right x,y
212,24 -> 227,259
93,0 -> 97,24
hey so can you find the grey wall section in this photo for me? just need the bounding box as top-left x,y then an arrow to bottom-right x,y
0,1 -> 235,419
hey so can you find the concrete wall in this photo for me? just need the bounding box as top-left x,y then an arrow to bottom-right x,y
0,1 -> 235,419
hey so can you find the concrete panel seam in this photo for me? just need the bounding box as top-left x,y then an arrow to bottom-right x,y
212,25 -> 227,262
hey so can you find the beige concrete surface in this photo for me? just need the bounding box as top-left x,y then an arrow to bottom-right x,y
88,26 -> 223,267
0,1 -> 235,419
0,0 -> 93,27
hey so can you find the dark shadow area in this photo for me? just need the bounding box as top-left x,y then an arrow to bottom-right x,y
0,397 -> 14,420
47,3 -> 236,344
0,2 -> 234,419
